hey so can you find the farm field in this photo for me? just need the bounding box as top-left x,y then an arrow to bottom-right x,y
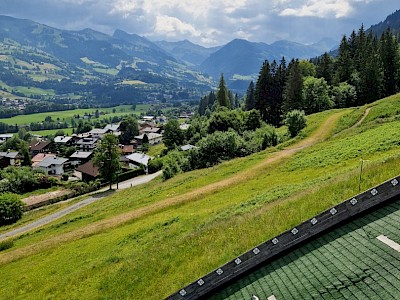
0,94 -> 399,299
0,104 -> 152,126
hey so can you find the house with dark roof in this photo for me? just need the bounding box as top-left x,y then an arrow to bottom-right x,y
75,160 -> 99,182
168,176 -> 400,300
29,140 -> 52,156
141,126 -> 162,134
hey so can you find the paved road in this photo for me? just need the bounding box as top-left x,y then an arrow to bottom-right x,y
0,171 -> 162,240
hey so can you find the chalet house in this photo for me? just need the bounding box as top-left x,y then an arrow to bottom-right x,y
69,151 -> 93,167
76,137 -> 99,151
134,133 -> 162,145
0,151 -> 20,168
29,140 -> 52,156
104,123 -> 121,133
75,160 -> 99,183
142,116 -> 155,122
88,128 -> 110,139
126,153 -> 152,172
33,156 -> 68,175
141,126 -> 162,135
120,145 -> 135,155
54,135 -> 74,146
0,134 -> 14,144
31,153 -> 56,167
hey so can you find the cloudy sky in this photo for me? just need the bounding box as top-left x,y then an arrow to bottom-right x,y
1,0 -> 399,46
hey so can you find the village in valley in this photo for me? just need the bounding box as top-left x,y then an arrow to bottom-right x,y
0,111 -> 193,203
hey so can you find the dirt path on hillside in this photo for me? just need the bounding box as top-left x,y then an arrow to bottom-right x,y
350,107 -> 372,129
0,112 -> 345,265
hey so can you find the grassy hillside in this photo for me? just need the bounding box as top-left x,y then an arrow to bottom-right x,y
0,94 -> 400,299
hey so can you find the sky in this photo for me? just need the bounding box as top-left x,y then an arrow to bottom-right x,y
0,0 -> 399,47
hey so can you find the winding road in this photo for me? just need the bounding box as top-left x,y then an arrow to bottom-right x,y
0,171 -> 162,241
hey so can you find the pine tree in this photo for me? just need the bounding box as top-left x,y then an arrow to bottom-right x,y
245,81 -> 255,110
380,28 -> 399,96
216,74 -> 230,108
335,36 -> 353,84
316,52 -> 334,85
282,59 -> 303,113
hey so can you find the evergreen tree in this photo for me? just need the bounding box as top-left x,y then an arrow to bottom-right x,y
282,59 -> 303,114
254,59 -> 286,126
335,36 -> 353,84
316,53 -> 334,85
380,28 -> 399,96
255,60 -> 270,120
216,74 -> 230,108
198,95 -> 209,116
245,81 -> 255,110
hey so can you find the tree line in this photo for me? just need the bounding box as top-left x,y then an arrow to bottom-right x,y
242,26 -> 400,126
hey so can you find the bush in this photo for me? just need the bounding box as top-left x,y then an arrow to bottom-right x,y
0,239 -> 14,251
0,193 -> 24,226
148,158 -> 163,174
118,168 -> 145,182
285,110 -> 307,137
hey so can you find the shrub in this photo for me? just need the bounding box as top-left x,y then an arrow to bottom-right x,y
118,168 -> 145,182
0,193 -> 24,226
148,158 -> 163,174
0,239 -> 13,251
285,110 -> 307,137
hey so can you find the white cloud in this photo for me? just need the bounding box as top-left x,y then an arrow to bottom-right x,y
278,0 -> 376,18
152,15 -> 200,37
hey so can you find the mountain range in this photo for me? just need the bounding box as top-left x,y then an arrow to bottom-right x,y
0,10 -> 399,98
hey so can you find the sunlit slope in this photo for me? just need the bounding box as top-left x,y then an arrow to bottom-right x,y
0,94 -> 399,299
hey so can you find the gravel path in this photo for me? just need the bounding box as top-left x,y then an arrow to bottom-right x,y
0,171 -> 162,241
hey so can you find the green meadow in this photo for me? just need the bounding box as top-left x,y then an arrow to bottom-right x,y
0,104 -> 151,126
0,94 -> 399,299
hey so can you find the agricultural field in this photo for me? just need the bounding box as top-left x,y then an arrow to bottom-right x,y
0,104 -> 152,126
0,94 -> 399,299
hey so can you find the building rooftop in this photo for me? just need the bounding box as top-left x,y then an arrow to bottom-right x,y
134,133 -> 162,140
89,128 -> 109,135
76,160 -> 99,177
69,151 -> 93,159
104,123 -> 120,132
168,176 -> 400,300
0,151 -> 19,159
54,136 -> 73,143
142,126 -> 161,133
36,156 -> 68,168
126,153 -> 153,166
29,140 -> 51,151
181,144 -> 197,151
